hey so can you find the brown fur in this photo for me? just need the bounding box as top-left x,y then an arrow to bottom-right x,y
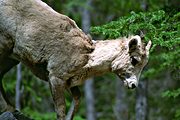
0,0 -> 94,119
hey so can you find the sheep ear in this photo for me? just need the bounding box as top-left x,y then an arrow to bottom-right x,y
145,40 -> 152,56
128,35 -> 141,53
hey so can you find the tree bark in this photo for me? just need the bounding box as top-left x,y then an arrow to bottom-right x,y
84,78 -> 96,120
135,80 -> 148,120
135,1 -> 149,119
81,0 -> 96,120
113,77 -> 128,120
15,63 -> 22,111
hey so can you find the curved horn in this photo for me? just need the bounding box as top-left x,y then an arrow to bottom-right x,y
140,31 -> 145,39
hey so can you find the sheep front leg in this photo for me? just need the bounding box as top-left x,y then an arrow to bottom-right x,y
49,76 -> 66,120
66,86 -> 81,120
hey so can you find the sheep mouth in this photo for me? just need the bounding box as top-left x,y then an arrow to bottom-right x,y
117,74 -> 137,89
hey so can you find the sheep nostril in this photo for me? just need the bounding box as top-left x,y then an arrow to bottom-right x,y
131,83 -> 136,89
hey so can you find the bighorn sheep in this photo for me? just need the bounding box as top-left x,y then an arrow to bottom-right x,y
0,0 -> 151,119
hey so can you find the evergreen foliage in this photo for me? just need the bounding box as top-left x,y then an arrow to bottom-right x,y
91,10 -> 180,77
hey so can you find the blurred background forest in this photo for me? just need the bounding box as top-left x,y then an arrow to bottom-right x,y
0,0 -> 179,120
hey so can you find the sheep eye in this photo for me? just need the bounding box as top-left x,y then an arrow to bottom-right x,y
131,56 -> 139,66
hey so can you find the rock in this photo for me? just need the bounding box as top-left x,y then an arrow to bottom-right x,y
0,111 -> 16,120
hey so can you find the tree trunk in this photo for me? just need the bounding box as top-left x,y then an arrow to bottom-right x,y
81,0 -> 96,120
81,0 -> 91,34
135,80 -> 148,120
113,77 -> 128,120
136,1 -> 149,119
84,79 -> 96,120
15,63 -> 22,111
